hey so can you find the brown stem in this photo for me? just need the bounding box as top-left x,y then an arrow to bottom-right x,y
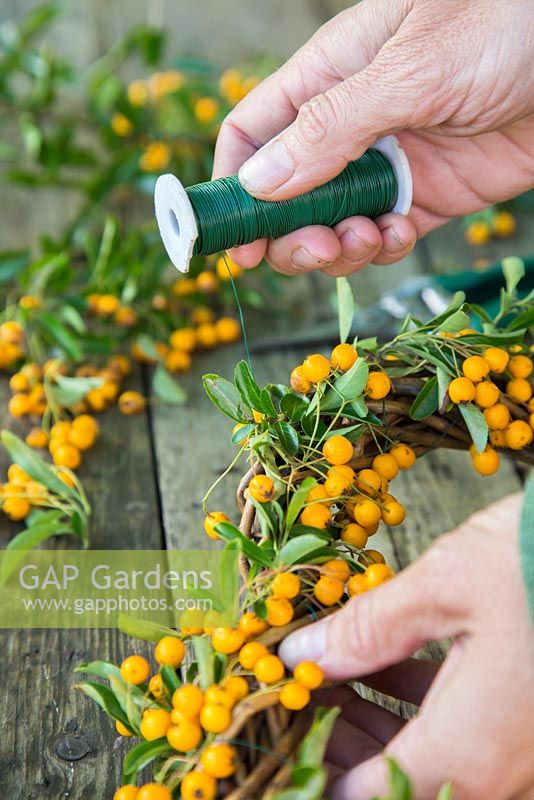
501,396 -> 529,421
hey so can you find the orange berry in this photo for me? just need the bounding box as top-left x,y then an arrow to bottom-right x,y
119,390 -> 146,415
8,393 -> 30,417
3,496 -> 30,520
470,445 -> 500,476
362,549 -> 386,564
254,654 -> 285,684
52,444 -> 81,470
505,420 -> 533,450
120,655 -> 150,685
155,636 -> 185,667
172,684 -> 204,718
67,427 -> 96,451
204,685 -> 236,710
493,210 -> 516,238
365,371 -> 391,400
290,366 -> 311,394
381,500 -> 406,526
0,320 -> 24,343
196,270 -> 218,292
509,355 -> 533,379
211,627 -> 245,655
216,255 -> 242,281
483,403 -> 510,430
331,343 -> 357,372
9,371 -> 29,392
166,718 -> 203,751
215,317 -> 241,344
324,466 -> 353,497
301,353 -> 331,383
305,484 -> 331,505
223,676 -> 249,701
353,498 -> 382,528
347,573 -> 369,597
465,220 -> 491,245
365,563 -> 394,589
25,427 -> 49,449
248,474 -> 275,503
272,572 -> 301,599
341,522 -> 368,548
149,674 -> 164,700
199,703 -> 231,733
279,681 -> 310,710
372,453 -> 399,480
137,785 -> 172,800
484,347 -> 509,374
314,575 -> 344,606
239,641 -> 269,670
114,787 -> 139,800
169,328 -> 196,352
506,378 -> 532,403
389,443 -> 416,470
201,742 -> 237,779
490,429 -> 507,448
115,720 -> 133,737
180,772 -> 216,800
474,380 -> 500,409
322,435 -> 353,465
204,511 -> 230,540
355,468 -> 381,496
140,709 -> 171,741
300,502 -> 331,529
238,611 -> 268,638
265,596 -> 294,627
165,349 -> 192,373
448,376 -> 476,403
293,661 -> 324,690
462,355 -> 490,383
321,559 -> 350,582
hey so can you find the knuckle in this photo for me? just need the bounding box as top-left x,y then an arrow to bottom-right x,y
344,593 -> 382,664
295,93 -> 337,145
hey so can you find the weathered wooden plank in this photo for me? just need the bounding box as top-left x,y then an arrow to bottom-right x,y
0,367 -> 163,800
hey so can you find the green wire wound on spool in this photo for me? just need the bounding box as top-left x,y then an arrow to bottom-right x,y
155,135 -> 412,272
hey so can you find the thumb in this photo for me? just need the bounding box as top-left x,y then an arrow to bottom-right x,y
237,52 -> 426,201
279,538 -> 467,679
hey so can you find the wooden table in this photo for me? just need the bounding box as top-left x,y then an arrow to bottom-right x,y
0,222 -> 528,798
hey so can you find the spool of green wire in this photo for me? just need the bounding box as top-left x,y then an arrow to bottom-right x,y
155,135 -> 412,272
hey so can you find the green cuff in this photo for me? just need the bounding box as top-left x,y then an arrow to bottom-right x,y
520,472 -> 534,622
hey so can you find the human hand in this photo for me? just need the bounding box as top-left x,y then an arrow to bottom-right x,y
213,0 -> 534,277
279,493 -> 534,799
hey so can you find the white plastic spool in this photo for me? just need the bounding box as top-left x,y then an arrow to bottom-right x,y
154,134 -> 412,273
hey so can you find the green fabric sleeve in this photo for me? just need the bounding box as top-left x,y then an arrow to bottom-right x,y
519,473 -> 534,622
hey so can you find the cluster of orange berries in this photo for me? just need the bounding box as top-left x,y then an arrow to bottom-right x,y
464,210 -> 516,245
115,612 -> 325,800
290,344 -> 391,400
0,461 -> 75,522
448,347 -> 534,474
0,320 -> 25,371
87,294 -> 138,327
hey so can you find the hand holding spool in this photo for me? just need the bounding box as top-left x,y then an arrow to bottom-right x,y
154,135 -> 412,273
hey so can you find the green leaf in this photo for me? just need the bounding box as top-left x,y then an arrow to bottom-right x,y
52,375 -> 103,407
409,377 -> 439,420
38,312 -> 83,361
160,665 -> 181,694
436,782 -> 454,800
192,635 -> 214,691
274,421 -> 299,456
285,477 -> 316,534
152,364 -> 187,405
0,250 -> 30,284
272,768 -> 327,800
234,360 -> 275,415
76,681 -> 129,727
436,307 -> 470,333
298,707 -> 340,768
280,393 -> 309,421
385,758 -> 413,800
336,277 -> 355,343
215,522 -> 273,568
502,256 -> 525,296
426,291 -> 466,328
459,403 -> 488,454
1,431 -> 78,500
437,367 -> 449,409
231,423 -> 254,445
59,305 -> 87,334
1,516 -> 73,582
122,739 -> 172,784
318,358 -> 369,413
202,373 -> 248,422
75,661 -> 122,680
118,615 -> 178,643
276,534 -> 332,567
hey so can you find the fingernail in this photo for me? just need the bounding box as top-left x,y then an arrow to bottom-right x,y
339,229 -> 374,260
238,139 -> 295,194
382,224 -> 406,251
279,620 -> 327,668
290,247 -> 330,271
